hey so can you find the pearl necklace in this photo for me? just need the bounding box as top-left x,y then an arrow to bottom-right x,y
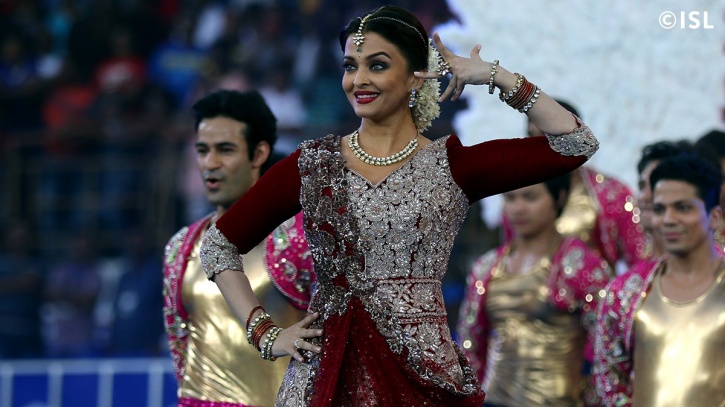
348,130 -> 419,166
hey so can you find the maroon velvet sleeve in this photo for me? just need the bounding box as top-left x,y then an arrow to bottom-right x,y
446,135 -> 588,203
215,150 -> 303,254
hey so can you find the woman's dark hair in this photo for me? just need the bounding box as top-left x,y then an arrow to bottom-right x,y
192,89 -> 277,167
339,6 -> 429,72
649,154 -> 723,212
542,173 -> 571,218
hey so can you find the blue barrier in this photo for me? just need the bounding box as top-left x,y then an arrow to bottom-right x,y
0,358 -> 177,407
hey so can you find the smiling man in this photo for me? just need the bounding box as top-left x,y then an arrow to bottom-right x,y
162,90 -> 314,407
634,140 -> 694,260
593,154 -> 725,407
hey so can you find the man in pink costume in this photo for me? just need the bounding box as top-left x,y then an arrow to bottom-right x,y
594,155 -> 725,406
163,90 -> 314,407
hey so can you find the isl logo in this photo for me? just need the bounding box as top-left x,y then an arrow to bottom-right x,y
659,11 -> 715,29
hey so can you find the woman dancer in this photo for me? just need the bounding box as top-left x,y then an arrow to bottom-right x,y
201,5 -> 599,406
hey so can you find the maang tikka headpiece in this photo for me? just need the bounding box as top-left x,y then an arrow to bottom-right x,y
352,12 -> 427,53
352,13 -> 371,52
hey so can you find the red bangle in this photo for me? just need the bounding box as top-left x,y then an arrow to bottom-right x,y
509,81 -> 533,110
252,320 -> 271,344
246,305 -> 264,330
507,79 -> 533,110
252,321 -> 274,350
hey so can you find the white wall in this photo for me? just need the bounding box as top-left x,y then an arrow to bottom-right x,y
436,0 -> 724,191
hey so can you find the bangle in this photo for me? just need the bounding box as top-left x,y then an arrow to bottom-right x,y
499,73 -> 524,102
509,80 -> 534,110
259,325 -> 273,358
252,320 -> 274,350
261,326 -> 283,361
245,305 -> 264,330
519,86 -> 541,113
246,312 -> 271,344
506,79 -> 532,110
497,73 -> 541,113
488,60 -> 499,94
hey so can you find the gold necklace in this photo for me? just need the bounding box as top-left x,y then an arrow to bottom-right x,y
348,130 -> 419,166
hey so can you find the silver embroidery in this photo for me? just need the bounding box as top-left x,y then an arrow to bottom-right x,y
199,224 -> 244,280
282,134 -> 480,405
545,123 -> 599,159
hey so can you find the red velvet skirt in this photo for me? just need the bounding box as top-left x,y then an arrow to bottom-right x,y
308,295 -> 485,407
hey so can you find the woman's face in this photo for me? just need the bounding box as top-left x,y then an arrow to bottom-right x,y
503,183 -> 559,239
342,32 -> 417,125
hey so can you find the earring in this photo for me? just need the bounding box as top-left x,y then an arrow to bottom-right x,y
715,225 -> 725,249
408,88 -> 417,108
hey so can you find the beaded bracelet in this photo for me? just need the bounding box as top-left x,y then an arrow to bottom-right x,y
510,81 -> 537,111
252,320 -> 274,350
245,305 -> 264,330
505,78 -> 531,109
259,326 -> 272,359
488,59 -> 499,95
518,86 -> 541,113
261,326 -> 283,361
262,327 -> 281,360
498,73 -> 541,113
506,79 -> 533,110
246,312 -> 271,345
499,73 -> 524,102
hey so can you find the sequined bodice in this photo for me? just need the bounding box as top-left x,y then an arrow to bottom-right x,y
298,134 -> 476,393
347,143 -> 469,281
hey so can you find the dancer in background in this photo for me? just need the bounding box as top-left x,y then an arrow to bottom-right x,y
163,89 -> 314,407
634,140 -> 693,260
594,155 -> 724,406
520,101 -> 645,271
458,175 -> 611,407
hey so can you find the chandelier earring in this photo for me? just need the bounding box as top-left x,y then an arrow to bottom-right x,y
408,88 -> 417,108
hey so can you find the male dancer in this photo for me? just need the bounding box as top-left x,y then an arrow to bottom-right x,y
634,140 -> 693,259
594,154 -> 724,406
163,90 -> 314,406
524,101 -> 645,269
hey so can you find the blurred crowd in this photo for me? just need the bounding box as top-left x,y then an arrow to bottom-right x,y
0,0 -> 464,360
1,5 -> 723,399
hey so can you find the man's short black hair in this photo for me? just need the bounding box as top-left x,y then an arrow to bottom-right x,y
637,140 -> 693,175
649,154 -> 723,212
695,129 -> 725,160
192,89 -> 278,164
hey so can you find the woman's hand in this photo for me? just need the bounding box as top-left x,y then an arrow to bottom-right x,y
415,32 -> 579,133
270,312 -> 323,362
415,32 -> 494,102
